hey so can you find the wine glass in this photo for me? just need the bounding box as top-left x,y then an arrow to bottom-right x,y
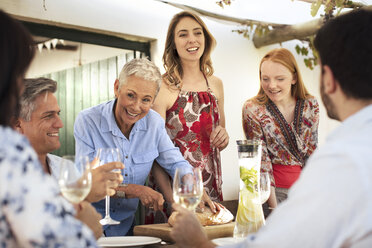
173,167 -> 203,211
58,155 -> 92,204
260,172 -> 271,204
97,148 -> 122,225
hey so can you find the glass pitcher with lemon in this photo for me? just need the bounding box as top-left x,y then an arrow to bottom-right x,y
234,139 -> 265,238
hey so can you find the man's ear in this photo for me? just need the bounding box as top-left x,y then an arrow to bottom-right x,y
13,119 -> 23,134
322,65 -> 338,94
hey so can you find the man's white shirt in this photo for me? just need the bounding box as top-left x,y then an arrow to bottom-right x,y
224,104 -> 372,248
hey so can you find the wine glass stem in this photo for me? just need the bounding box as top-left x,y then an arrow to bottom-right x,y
105,195 -> 111,218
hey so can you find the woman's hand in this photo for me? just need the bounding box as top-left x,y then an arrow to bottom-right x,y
210,125 -> 229,150
198,189 -> 222,213
125,184 -> 164,211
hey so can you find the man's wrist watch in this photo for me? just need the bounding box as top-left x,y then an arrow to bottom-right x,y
116,190 -> 125,198
116,184 -> 128,198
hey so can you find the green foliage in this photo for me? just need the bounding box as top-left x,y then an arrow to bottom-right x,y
232,29 -> 250,39
295,45 -> 309,56
306,0 -> 357,68
295,37 -> 318,70
216,0 -> 357,70
345,0 -> 355,7
232,24 -> 271,41
311,0 -> 354,17
324,0 -> 335,14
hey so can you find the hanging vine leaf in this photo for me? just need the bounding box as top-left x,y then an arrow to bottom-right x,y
324,0 -> 336,15
335,0 -> 345,7
295,36 -> 319,70
311,0 -> 323,16
345,0 -> 355,7
232,27 -> 251,39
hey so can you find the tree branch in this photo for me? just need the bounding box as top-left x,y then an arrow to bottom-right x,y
295,0 -> 366,8
156,0 -> 371,48
253,4 -> 372,48
252,18 -> 324,48
154,0 -> 285,27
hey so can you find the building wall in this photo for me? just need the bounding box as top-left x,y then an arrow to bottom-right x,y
1,0 -> 340,200
27,43 -> 129,78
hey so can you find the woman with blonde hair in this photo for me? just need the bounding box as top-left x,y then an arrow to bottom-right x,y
148,11 -> 229,223
242,48 -> 319,216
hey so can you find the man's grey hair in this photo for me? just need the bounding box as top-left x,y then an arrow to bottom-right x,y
118,58 -> 162,96
19,77 -> 57,121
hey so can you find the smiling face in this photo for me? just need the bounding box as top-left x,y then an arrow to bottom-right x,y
114,75 -> 158,137
174,16 -> 205,63
19,92 -> 63,156
260,60 -> 296,104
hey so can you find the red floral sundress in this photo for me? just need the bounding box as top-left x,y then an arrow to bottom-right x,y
165,88 -> 223,201
145,84 -> 223,224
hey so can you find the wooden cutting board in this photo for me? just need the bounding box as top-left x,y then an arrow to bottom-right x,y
134,222 -> 235,242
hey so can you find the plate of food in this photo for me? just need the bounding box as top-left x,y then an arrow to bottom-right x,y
97,236 -> 161,247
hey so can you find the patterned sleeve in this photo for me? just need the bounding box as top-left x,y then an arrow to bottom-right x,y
0,129 -> 97,247
242,100 -> 275,186
306,97 -> 320,158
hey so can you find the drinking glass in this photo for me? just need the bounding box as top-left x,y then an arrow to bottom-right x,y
260,172 -> 271,204
97,148 -> 122,225
58,155 -> 92,204
173,167 -> 203,211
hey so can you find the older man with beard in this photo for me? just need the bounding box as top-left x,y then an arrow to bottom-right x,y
169,9 -> 372,248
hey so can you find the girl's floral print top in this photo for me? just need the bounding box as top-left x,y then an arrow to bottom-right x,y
165,88 -> 223,201
242,97 -> 319,186
0,126 -> 97,247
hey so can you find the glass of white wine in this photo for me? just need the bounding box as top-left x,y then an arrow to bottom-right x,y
58,155 -> 92,204
173,167 -> 203,211
260,172 -> 271,204
97,148 -> 122,225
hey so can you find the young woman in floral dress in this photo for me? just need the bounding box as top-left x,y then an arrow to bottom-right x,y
146,11 -> 229,223
242,48 -> 319,217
